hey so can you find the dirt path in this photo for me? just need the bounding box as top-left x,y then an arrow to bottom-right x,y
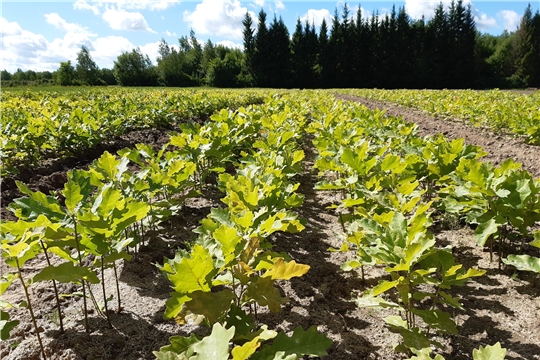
335,94 -> 540,179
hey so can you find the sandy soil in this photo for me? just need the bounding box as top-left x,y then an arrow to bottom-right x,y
1,97 -> 539,360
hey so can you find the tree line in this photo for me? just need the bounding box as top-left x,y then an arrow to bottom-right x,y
2,1 -> 538,89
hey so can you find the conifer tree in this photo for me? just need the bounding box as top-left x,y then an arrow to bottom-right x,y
318,18 -> 330,87
253,9 -> 270,86
242,12 -> 255,81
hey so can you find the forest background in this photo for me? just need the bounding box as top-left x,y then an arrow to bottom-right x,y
2,1 -> 539,89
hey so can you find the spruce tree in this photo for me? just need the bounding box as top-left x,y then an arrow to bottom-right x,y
242,12 -> 255,82
318,18 -> 330,87
253,9 -> 270,86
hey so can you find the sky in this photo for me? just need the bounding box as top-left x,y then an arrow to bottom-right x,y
1,0 -> 538,73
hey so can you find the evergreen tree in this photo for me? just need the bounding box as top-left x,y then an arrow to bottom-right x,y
327,7 -> 343,87
253,9 -> 270,86
304,21 -> 319,88
267,15 -> 291,88
447,0 -> 476,87
516,4 -> 540,86
291,18 -> 306,87
426,3 -> 451,88
395,7 -> 414,87
242,12 -> 255,83
318,18 -> 330,87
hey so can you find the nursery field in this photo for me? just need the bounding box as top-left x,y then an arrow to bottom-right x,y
1,88 -> 540,360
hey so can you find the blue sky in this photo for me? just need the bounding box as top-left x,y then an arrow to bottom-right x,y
1,0 -> 538,72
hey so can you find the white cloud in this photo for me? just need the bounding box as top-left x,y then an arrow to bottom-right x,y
74,0 -> 179,12
274,0 -> 285,11
92,36 -> 135,65
139,41 -> 162,63
475,12 -> 497,31
498,10 -> 520,32
74,0 -> 100,15
217,40 -> 243,49
405,0 -> 471,20
183,0 -> 253,39
0,17 -> 162,72
113,0 -> 180,11
102,7 -> 156,33
253,0 -> 265,7
164,30 -> 177,37
45,13 -> 96,36
300,9 -> 333,28
1,17 -> 49,71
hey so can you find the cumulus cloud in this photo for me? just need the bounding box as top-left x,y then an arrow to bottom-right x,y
183,0 -> 254,39
405,0 -> 471,20
1,17 -> 160,72
73,0 -> 100,15
274,0 -> 285,11
164,30 -> 177,37
102,7 -> 156,33
45,13 -> 96,35
1,17 -> 49,70
498,10 -> 521,32
474,12 -> 497,32
300,9 -> 333,28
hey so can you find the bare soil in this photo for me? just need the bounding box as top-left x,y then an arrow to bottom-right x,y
1,98 -> 539,360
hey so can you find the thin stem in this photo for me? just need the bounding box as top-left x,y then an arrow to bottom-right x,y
72,215 -> 90,333
100,256 -> 112,328
86,281 -> 105,318
16,258 -> 47,360
113,261 -> 122,313
39,239 -> 64,333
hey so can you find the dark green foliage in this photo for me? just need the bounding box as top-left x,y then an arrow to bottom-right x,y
56,61 -> 76,86
207,49 -> 247,87
76,46 -> 100,85
113,48 -> 158,86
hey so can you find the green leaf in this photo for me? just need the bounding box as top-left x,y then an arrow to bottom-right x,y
2,239 -> 42,269
167,244 -> 216,293
164,292 -> 192,320
158,333 -> 200,356
213,224 -> 242,265
411,309 -> 457,334
408,347 -> 446,360
252,326 -> 332,360
474,216 -> 501,247
0,310 -> 19,341
372,279 -> 400,296
191,323 -> 235,360
224,305 -> 255,340
0,273 -> 17,296
95,151 -> 120,180
355,293 -> 400,309
32,262 -> 99,284
63,179 -> 84,214
472,342 -> 506,360
153,351 -> 187,360
502,255 -> 540,273
180,290 -> 235,325
244,276 -> 288,312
